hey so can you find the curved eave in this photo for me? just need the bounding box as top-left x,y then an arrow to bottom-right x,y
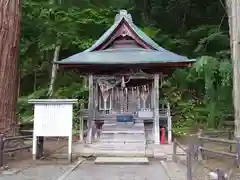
56,62 -> 194,75
57,48 -> 195,66
57,60 -> 195,65
57,61 -> 194,67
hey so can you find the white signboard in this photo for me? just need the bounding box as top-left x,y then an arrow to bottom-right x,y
28,99 -> 77,161
33,104 -> 73,136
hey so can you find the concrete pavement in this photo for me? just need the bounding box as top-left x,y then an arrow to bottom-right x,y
0,159 -> 172,180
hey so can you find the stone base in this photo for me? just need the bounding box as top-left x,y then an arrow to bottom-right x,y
95,157 -> 149,165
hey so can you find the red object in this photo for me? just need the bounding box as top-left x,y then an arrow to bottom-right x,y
161,128 -> 165,144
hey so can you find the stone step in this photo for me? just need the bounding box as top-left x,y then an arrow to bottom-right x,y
99,131 -> 146,144
101,135 -> 145,140
98,142 -> 146,147
104,121 -> 144,125
95,157 -> 149,165
95,150 -> 146,157
98,143 -> 145,147
103,122 -> 144,126
98,142 -> 145,148
102,127 -> 145,132
100,139 -> 145,144
100,139 -> 146,143
98,146 -> 145,151
100,133 -> 145,139
102,125 -> 137,129
98,148 -> 146,152
97,121 -> 147,157
103,120 -> 145,124
101,130 -> 145,134
102,127 -> 145,131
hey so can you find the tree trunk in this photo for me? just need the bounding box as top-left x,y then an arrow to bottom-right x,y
0,0 -> 21,134
47,44 -> 61,97
231,0 -> 240,138
226,0 -> 233,57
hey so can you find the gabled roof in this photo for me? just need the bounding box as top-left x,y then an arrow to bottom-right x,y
84,10 -> 164,52
57,10 -> 195,66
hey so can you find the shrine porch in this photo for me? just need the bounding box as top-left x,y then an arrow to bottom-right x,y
71,127 -> 185,159
79,102 -> 172,146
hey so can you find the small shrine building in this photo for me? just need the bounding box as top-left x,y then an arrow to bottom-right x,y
56,10 -> 194,146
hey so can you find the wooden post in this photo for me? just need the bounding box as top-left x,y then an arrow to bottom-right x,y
151,82 -> 154,109
68,132 -> 72,163
196,143 -> 203,161
236,139 -> 240,167
197,130 -> 204,160
167,103 -> 172,144
186,143 -> 193,180
79,103 -> 84,142
87,74 -> 94,144
151,82 -> 154,139
228,129 -> 233,152
216,169 -> 227,180
154,74 -> 160,144
172,138 -> 177,161
83,76 -> 88,88
94,79 -> 98,117
0,134 -> 4,167
36,136 -> 44,159
32,135 -> 37,160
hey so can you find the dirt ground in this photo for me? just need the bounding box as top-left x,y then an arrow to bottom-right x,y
177,133 -> 240,179
1,135 -> 79,171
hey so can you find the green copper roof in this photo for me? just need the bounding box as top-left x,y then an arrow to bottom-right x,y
58,48 -> 195,65
58,10 -> 195,65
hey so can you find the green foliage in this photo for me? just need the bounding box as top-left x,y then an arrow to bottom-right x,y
162,55 -> 232,134
18,0 -> 233,135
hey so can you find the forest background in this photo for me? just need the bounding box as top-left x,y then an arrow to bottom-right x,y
18,0 -> 232,136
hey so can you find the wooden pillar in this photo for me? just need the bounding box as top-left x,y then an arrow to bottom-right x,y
151,82 -> 155,140
151,83 -> 154,109
87,74 -> 94,144
79,102 -> 84,142
154,74 -> 160,144
83,76 -> 88,88
94,78 -> 98,118
167,103 -> 172,144
93,78 -> 99,140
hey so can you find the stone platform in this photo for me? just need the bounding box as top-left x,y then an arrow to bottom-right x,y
70,142 -> 186,159
95,157 -> 149,165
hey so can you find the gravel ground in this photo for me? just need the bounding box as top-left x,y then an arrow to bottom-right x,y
0,160 -> 170,180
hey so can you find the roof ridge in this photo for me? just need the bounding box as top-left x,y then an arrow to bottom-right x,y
84,10 -> 188,60
115,9 -> 133,23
